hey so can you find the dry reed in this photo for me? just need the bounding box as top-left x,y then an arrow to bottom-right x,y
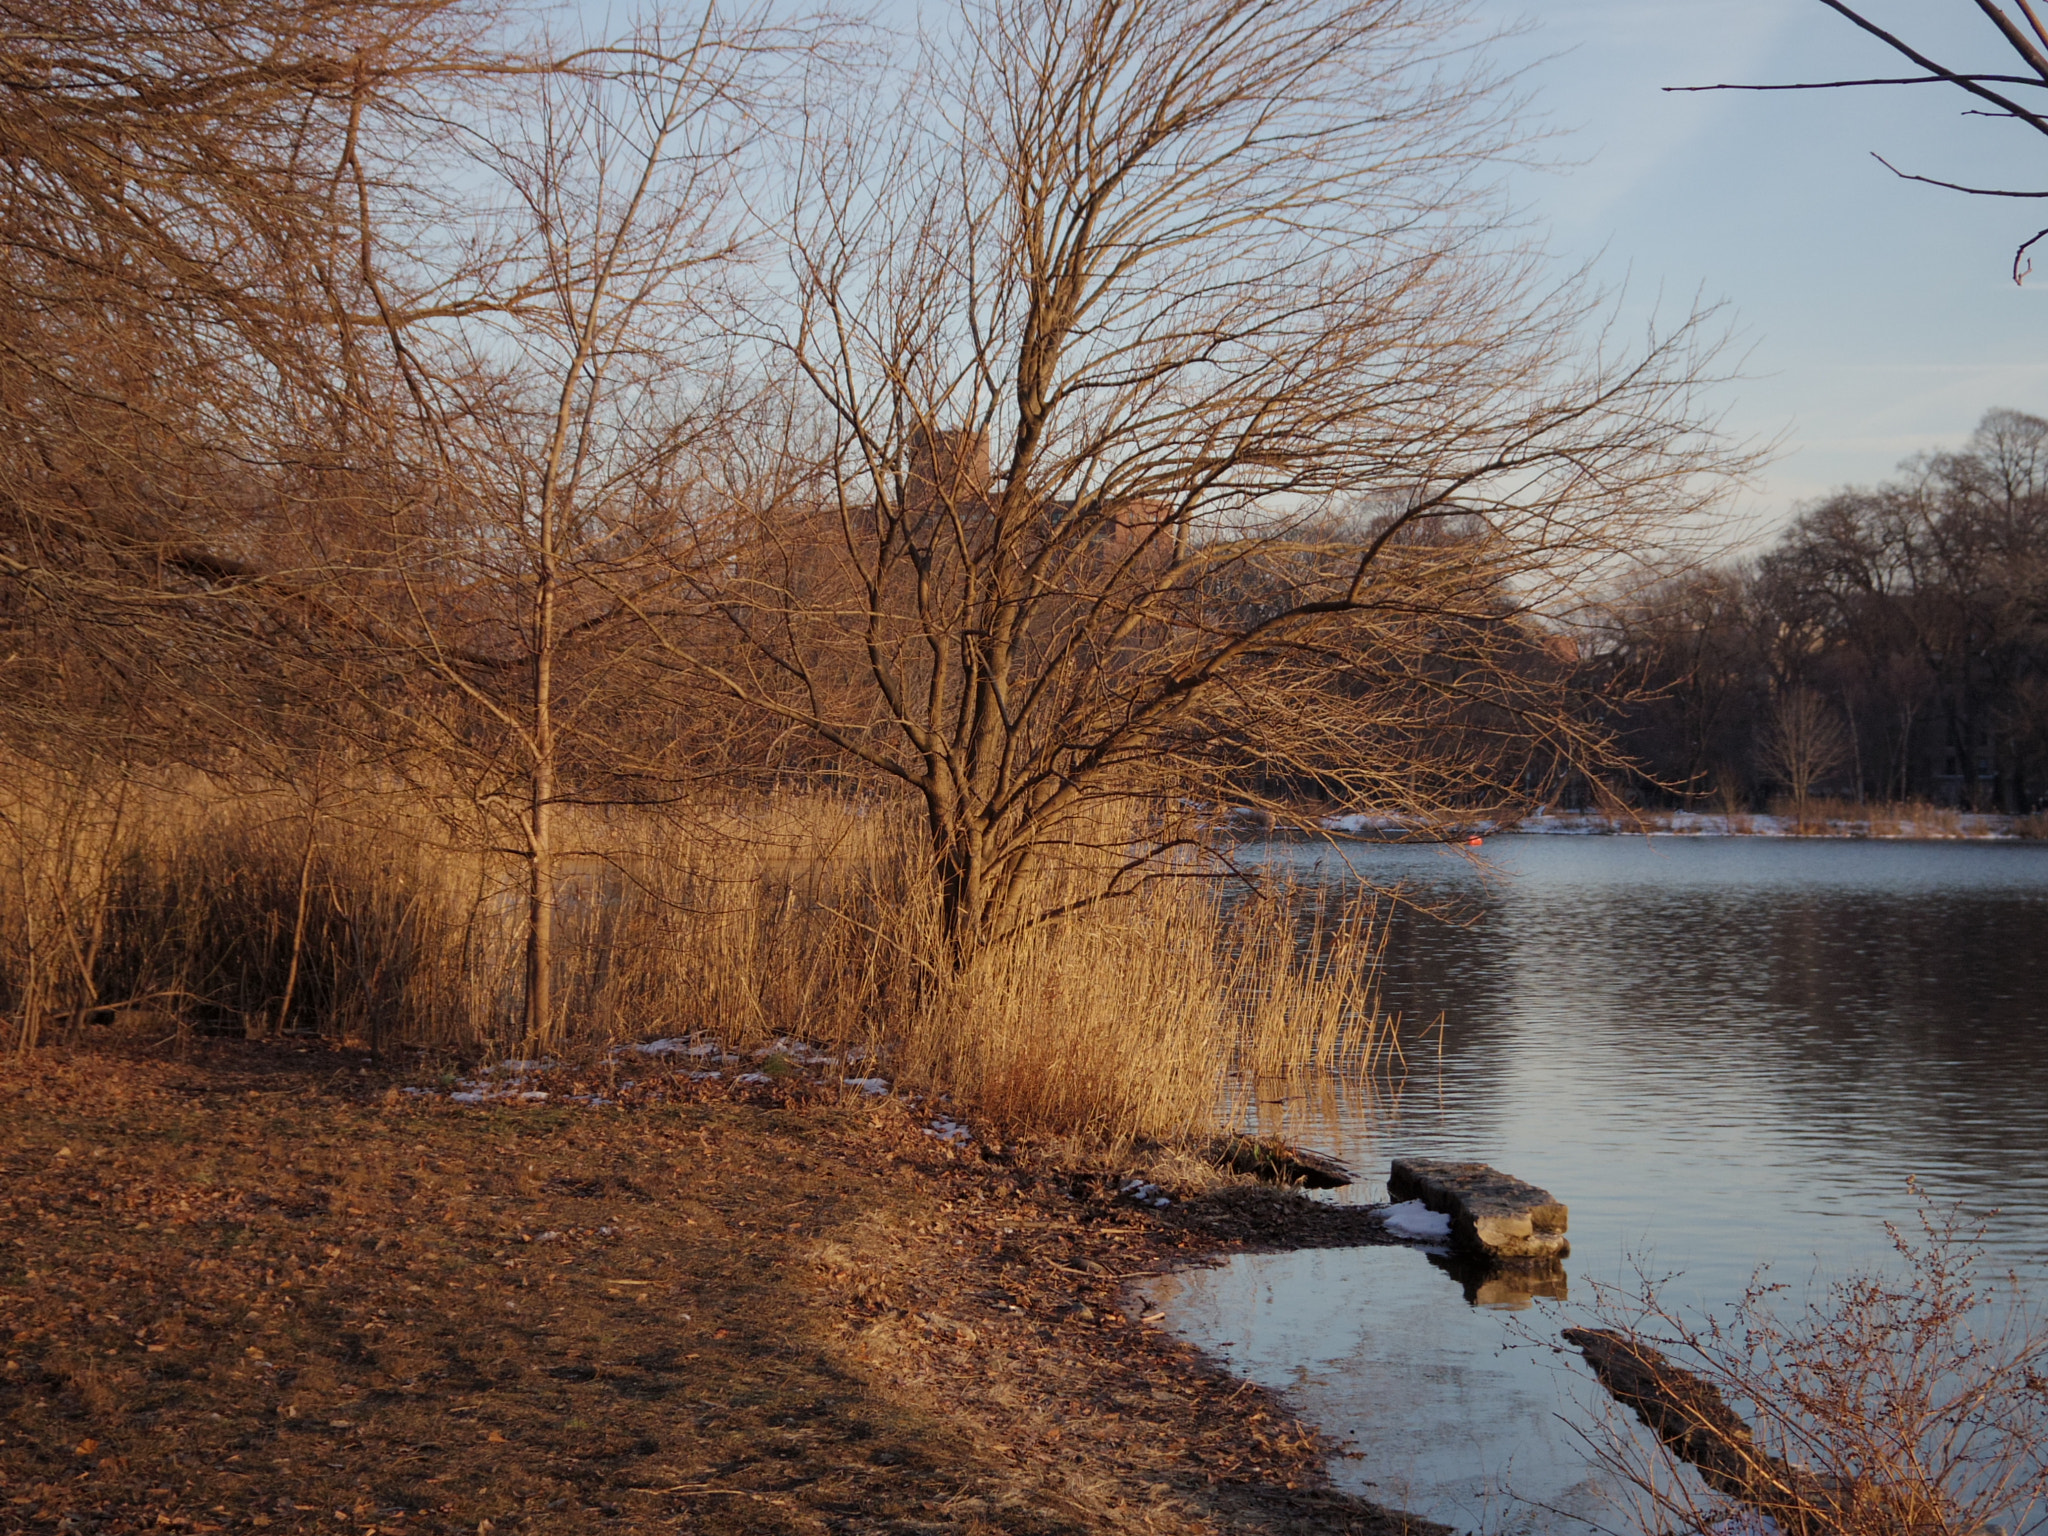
1,755 -> 1405,1141
1767,798 -> 1972,838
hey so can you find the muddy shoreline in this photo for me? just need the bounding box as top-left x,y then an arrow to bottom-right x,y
1,1044 -> 1446,1535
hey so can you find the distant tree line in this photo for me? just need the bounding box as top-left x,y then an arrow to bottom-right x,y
1605,409 -> 2048,813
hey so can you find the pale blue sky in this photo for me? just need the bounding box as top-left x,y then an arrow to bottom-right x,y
1487,1 -> 2047,538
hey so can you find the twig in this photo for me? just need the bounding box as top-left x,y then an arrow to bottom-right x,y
1871,153 -> 2048,197
2016,225 -> 2048,283
625,1482 -> 795,1506
1667,74 -> 2048,92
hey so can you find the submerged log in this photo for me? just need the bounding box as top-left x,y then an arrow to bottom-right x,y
1387,1157 -> 1568,1265
1564,1327 -> 1843,1535
1207,1133 -> 1354,1189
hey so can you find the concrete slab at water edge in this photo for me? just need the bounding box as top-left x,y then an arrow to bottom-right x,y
1387,1157 -> 1569,1264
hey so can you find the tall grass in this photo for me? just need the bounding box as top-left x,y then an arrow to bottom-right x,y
1,755 -> 1403,1141
0,759 -> 918,1055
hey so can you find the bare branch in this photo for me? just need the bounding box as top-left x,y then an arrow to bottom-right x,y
1665,74 -> 2048,93
1872,152 -> 2048,196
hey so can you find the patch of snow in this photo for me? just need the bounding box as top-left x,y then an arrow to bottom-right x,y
1703,1512 -> 1784,1536
753,1036 -> 839,1066
1321,812 -> 1409,834
1120,1178 -> 1169,1207
619,1037 -> 716,1058
734,1071 -> 772,1085
1378,1199 -> 1452,1241
926,1118 -> 971,1145
448,1091 -> 488,1105
843,1077 -> 890,1095
689,1070 -> 722,1081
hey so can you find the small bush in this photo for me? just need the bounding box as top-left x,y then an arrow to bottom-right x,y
1568,1195 -> 2048,1536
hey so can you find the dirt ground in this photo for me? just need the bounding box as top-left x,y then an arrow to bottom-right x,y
1,1044 -> 1442,1536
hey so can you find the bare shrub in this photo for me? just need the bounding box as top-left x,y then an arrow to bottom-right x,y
1567,1197 -> 2048,1536
1784,798 -> 1981,840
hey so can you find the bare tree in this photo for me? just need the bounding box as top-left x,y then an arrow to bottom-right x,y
1672,2 -> 2048,282
657,0 -> 1749,951
264,10 -> 792,1047
0,0 -> 515,754
0,0 -> 835,1049
1760,686 -> 1852,829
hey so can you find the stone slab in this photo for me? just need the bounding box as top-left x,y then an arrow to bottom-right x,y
1386,1157 -> 1569,1264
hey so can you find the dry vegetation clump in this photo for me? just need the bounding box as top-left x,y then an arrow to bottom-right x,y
0,758 -> 921,1058
0,1044 -> 1434,1536
1765,799 -> 1974,839
1568,1198 -> 2048,1536
2,756 -> 1409,1145
2011,809 -> 2048,840
901,874 -> 1398,1145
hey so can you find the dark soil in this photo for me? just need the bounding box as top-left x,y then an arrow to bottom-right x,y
0,1044 -> 1440,1536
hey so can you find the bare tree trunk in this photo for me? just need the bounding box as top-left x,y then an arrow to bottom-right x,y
1845,691 -> 1864,806
526,579 -> 558,1050
15,848 -> 41,1056
277,812 -> 320,1040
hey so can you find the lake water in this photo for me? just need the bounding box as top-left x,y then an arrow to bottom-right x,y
1143,834 -> 2048,1536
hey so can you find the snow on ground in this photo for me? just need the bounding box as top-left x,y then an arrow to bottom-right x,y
408,1037 -> 946,1136
1376,1199 -> 1451,1241
617,1038 -> 718,1058
1306,805 -> 2024,840
1702,1511 -> 1784,1536
1320,812 -> 1499,837
751,1037 -> 848,1068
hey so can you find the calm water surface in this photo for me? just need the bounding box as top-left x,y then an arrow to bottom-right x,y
1143,835 -> 2048,1535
